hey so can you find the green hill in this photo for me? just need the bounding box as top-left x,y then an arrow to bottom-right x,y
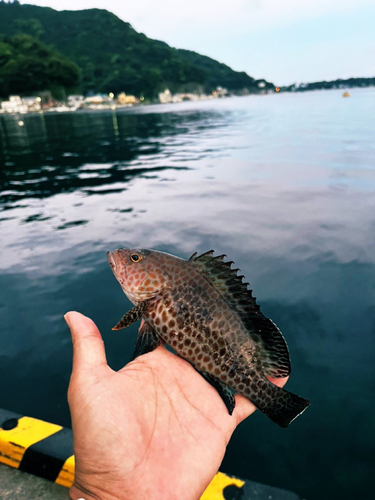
0,1 -> 273,98
282,77 -> 375,92
0,33 -> 80,97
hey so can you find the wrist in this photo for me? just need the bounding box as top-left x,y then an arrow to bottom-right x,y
69,482 -> 124,500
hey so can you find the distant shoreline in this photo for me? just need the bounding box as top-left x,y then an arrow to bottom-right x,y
1,87 -> 373,118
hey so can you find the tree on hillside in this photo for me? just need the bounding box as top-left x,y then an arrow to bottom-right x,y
0,34 -> 80,98
13,18 -> 44,39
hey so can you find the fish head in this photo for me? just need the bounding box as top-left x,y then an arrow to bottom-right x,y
107,248 -> 173,304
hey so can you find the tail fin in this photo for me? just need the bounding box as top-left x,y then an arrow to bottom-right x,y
259,384 -> 310,427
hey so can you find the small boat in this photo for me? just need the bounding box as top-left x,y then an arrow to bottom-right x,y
342,92 -> 350,98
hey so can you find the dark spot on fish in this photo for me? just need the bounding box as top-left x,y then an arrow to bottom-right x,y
155,317 -> 160,325
203,326 -> 211,338
177,317 -> 184,328
169,320 -> 175,328
162,325 -> 168,334
184,339 -> 191,347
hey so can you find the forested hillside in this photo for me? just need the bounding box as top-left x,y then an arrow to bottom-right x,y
0,1 -> 273,97
0,33 -> 80,97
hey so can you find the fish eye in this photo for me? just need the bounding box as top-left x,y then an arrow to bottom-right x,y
130,253 -> 142,263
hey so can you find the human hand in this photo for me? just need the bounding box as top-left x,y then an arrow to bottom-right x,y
65,312 -> 288,500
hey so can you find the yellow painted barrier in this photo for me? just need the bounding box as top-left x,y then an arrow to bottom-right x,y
201,471 -> 245,500
55,454 -> 75,488
0,416 -> 62,469
0,409 -> 245,499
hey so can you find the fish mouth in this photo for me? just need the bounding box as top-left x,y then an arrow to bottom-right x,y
106,250 -> 116,273
107,249 -> 128,287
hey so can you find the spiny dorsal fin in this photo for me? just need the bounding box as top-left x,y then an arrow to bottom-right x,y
189,250 -> 291,378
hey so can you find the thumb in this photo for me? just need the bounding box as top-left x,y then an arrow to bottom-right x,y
65,311 -> 107,374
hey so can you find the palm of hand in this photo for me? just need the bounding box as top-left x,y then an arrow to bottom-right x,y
67,313 -> 287,500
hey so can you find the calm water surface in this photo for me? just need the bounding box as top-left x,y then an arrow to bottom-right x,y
1,89 -> 374,499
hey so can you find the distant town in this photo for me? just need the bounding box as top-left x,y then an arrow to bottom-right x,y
1,75 -> 375,115
0,85 -> 274,115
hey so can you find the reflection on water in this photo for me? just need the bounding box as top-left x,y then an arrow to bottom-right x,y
1,90 -> 375,500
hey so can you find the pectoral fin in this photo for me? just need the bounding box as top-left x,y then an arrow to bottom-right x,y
130,321 -> 161,361
112,303 -> 147,331
195,369 -> 235,415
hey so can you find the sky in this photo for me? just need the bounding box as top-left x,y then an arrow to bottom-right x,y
20,0 -> 375,86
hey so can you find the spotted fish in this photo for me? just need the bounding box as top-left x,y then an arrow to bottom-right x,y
107,248 -> 310,427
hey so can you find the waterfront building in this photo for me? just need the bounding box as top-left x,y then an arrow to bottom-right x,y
158,89 -> 173,104
67,95 -> 84,108
117,93 -> 139,105
0,95 -> 41,114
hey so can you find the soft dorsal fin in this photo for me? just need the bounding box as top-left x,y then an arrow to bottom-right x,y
189,250 -> 291,378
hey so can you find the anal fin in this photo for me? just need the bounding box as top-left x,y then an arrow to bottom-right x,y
196,369 -> 235,415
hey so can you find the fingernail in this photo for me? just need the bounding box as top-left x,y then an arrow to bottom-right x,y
64,313 -> 71,328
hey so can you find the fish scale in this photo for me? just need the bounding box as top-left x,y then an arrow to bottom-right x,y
107,248 -> 310,427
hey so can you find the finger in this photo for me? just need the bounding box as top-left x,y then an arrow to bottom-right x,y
65,311 -> 107,374
233,376 -> 289,425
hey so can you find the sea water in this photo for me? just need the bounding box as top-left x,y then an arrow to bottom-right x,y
1,89 -> 374,499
